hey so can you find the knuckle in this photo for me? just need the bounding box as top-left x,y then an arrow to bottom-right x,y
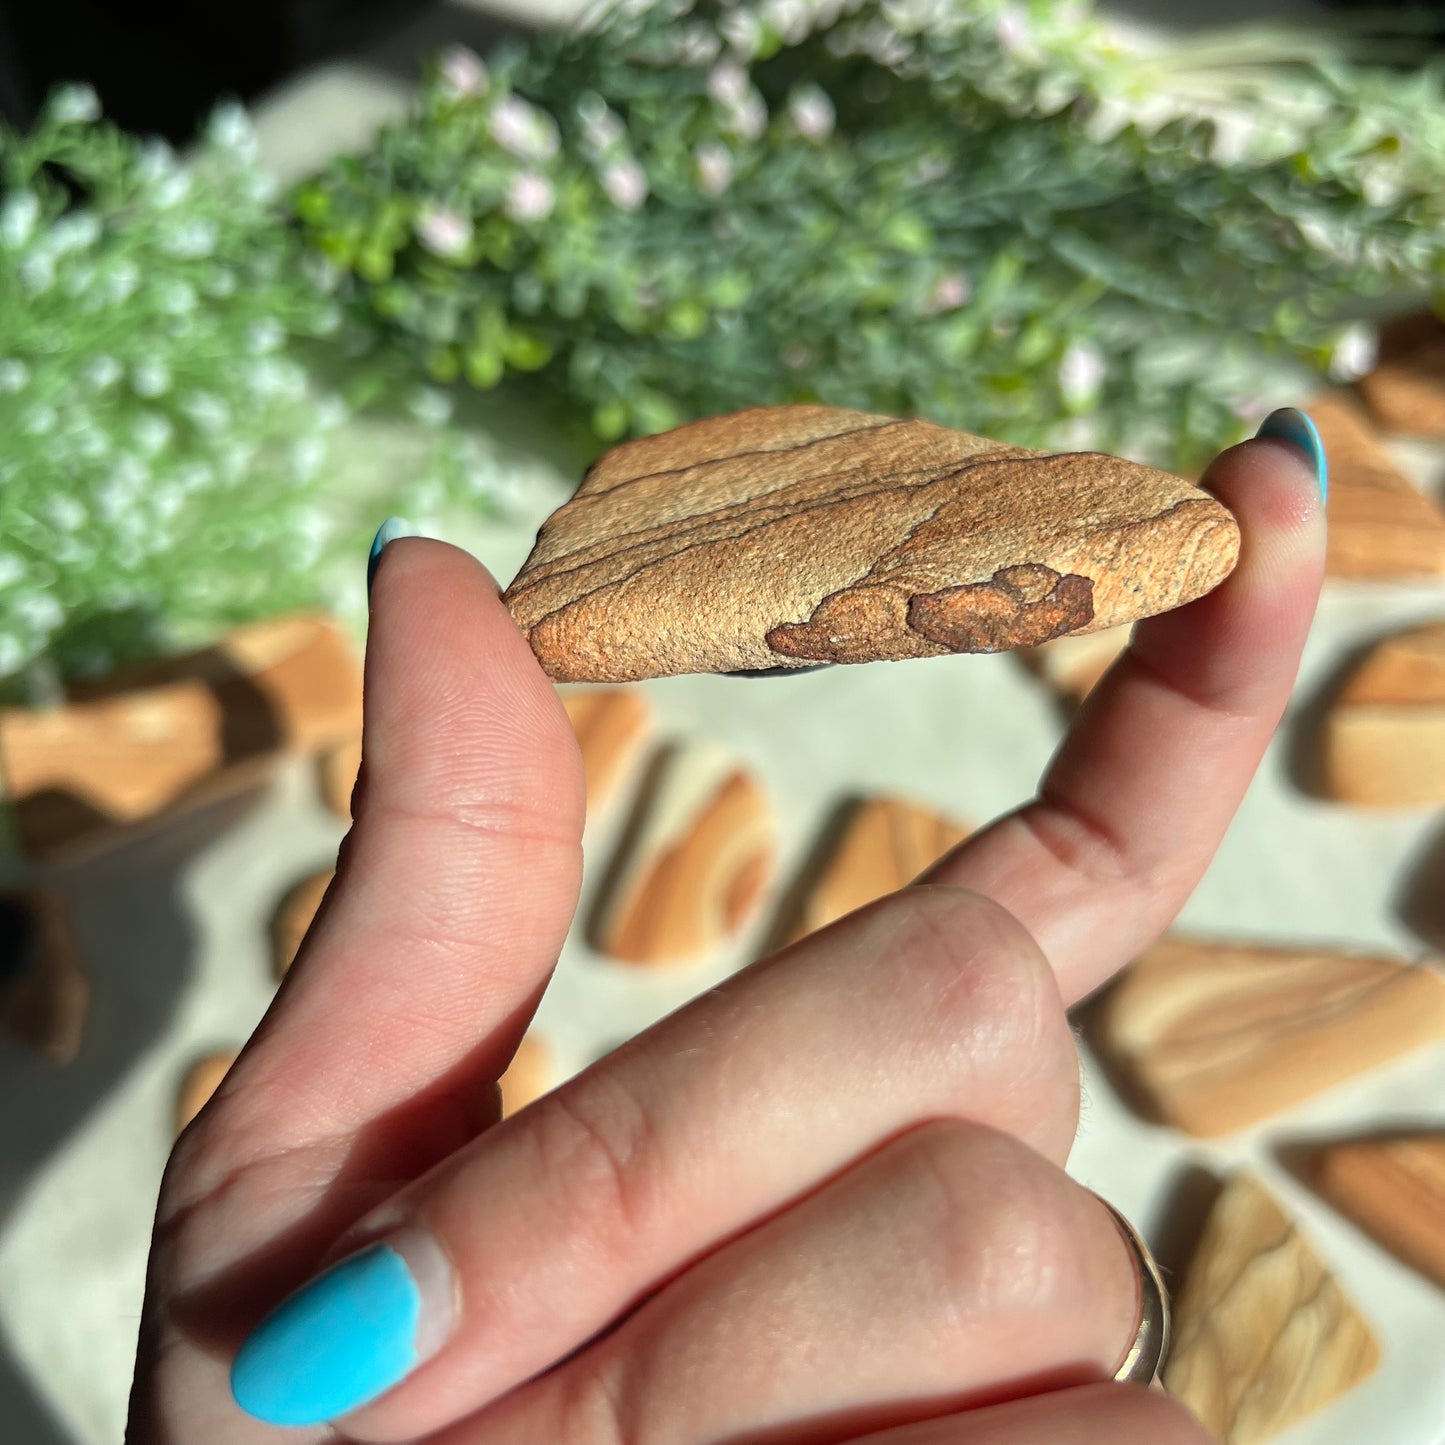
902,1120 -> 1076,1314
889,889 -> 1079,1135
521,1075 -> 663,1270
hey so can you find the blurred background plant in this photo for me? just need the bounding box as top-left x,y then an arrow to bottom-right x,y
0,86 -> 519,701
300,0 -> 1445,465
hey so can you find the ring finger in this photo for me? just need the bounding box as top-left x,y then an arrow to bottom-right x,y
425,1120 -> 1142,1445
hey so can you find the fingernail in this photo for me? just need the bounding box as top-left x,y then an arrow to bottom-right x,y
1255,408 -> 1328,502
366,517 -> 417,598
231,1229 -> 454,1426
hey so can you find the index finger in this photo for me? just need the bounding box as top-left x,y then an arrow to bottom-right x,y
924,413 -> 1328,1004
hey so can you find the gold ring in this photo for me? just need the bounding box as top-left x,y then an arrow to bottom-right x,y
1099,1199 -> 1171,1387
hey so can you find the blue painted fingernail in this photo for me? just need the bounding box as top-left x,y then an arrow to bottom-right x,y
366,517 -> 417,598
232,1239 -> 435,1425
1255,408 -> 1328,502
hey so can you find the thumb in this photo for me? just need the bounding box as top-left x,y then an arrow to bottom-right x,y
201,527 -> 585,1178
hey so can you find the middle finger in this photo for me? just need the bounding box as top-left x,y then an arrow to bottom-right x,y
238,887 -> 1079,1438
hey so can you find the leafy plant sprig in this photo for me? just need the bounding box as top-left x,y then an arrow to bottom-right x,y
299,0 -> 1445,470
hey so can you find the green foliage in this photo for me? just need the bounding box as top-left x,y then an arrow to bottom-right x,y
300,0 -> 1445,470
0,89 -> 515,696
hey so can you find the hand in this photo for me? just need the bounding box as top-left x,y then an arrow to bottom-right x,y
125,421 -> 1326,1445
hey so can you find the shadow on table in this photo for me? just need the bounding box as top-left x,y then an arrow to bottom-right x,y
0,1345 -> 71,1445
0,787 -> 272,1443
0,787 -> 269,1222
1395,813 -> 1445,953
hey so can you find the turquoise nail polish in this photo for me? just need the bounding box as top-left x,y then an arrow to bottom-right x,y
366,517 -> 416,597
1255,408 -> 1328,501
231,1243 -> 422,1426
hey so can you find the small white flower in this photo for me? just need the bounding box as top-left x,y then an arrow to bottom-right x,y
132,412 -> 174,455
206,101 -> 257,158
84,355 -> 122,390
923,272 -> 971,315
724,91 -> 768,141
0,555 -> 25,589
764,0 -> 815,45
101,258 -> 140,306
102,453 -> 149,501
48,212 -> 101,253
505,170 -> 556,222
1,191 -> 40,250
602,159 -> 649,211
150,482 -> 185,525
19,253 -> 54,294
695,141 -> 734,196
246,358 -> 306,400
439,45 -> 488,96
46,494 -> 87,531
1328,323 -> 1378,383
162,219 -> 218,259
245,317 -> 286,354
407,387 -> 454,426
15,592 -> 62,633
788,85 -> 835,141
578,93 -> 625,153
151,171 -> 192,209
49,83 -> 101,125
782,341 -> 814,370
291,435 -> 327,481
0,634 -> 26,674
131,359 -> 172,398
416,205 -> 473,258
488,95 -> 560,161
181,391 -> 229,432
135,138 -> 178,184
718,9 -> 763,58
1361,165 -> 1404,208
314,395 -> 348,429
1208,111 -> 1258,167
21,405 -> 56,437
995,6 -> 1033,55
1058,342 -> 1106,405
202,266 -> 237,298
157,279 -> 198,315
0,359 -> 29,393
707,61 -> 751,108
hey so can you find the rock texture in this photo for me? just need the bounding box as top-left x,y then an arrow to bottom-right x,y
1313,1134 -> 1445,1288
0,613 -> 363,860
787,796 -> 970,944
1357,313 -> 1445,439
1098,937 -> 1445,1136
592,740 -> 774,964
560,688 -> 653,812
504,405 -> 1240,681
1165,1173 -> 1380,1445
318,735 -> 363,820
175,1050 -> 238,1136
1021,624 -> 1132,703
272,868 -> 334,979
1321,621 -> 1445,808
500,1033 -> 554,1116
0,889 -> 87,1064
1311,392 -> 1445,579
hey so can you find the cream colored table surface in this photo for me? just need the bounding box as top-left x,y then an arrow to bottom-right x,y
3,5 -> 1445,1441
